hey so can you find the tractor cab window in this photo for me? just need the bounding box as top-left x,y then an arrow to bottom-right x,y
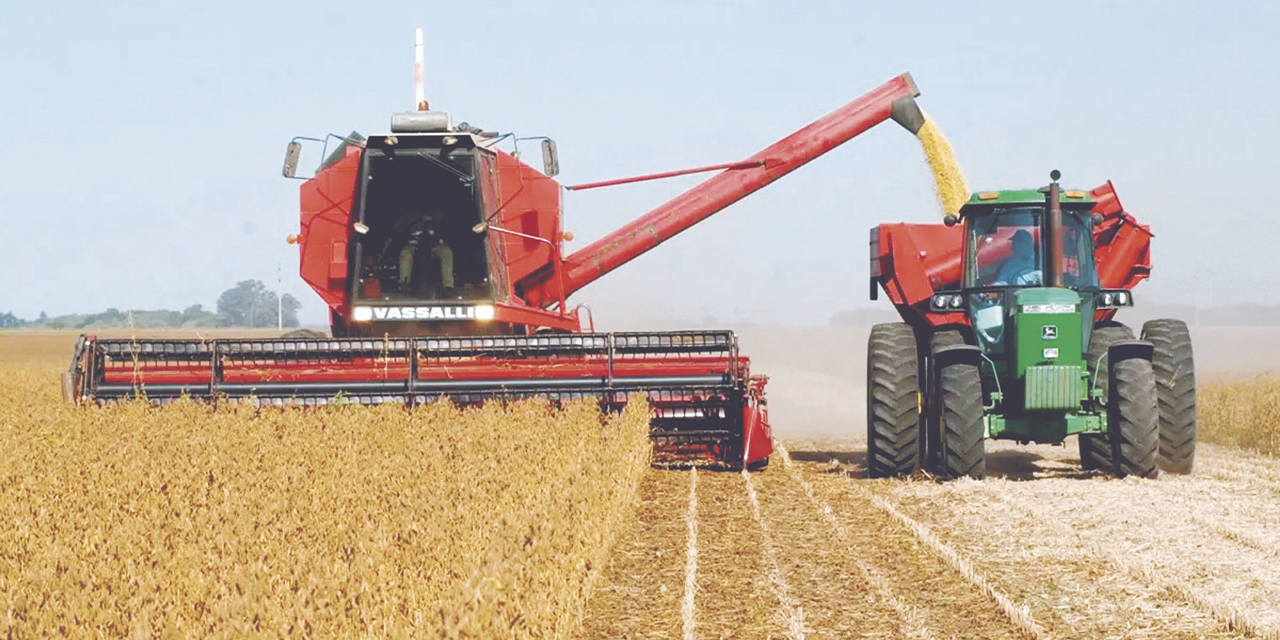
963,207 -> 1041,355
1060,209 -> 1099,289
964,207 -> 1043,288
353,146 -> 492,303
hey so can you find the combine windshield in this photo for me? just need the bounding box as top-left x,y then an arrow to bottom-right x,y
352,147 -> 493,303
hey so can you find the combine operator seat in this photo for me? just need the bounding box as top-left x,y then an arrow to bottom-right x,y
352,134 -> 493,306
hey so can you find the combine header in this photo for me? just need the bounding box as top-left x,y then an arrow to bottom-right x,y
65,31 -> 930,467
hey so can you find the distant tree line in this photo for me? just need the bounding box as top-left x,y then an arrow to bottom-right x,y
2,280 -> 302,330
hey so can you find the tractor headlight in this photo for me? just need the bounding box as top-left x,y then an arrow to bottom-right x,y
1097,290 -> 1134,309
930,294 -> 965,313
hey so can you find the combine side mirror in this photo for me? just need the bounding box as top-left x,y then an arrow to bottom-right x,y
282,141 -> 303,179
943,213 -> 960,227
541,139 -> 560,177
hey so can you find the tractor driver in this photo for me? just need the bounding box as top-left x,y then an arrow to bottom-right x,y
992,229 -> 1042,286
381,207 -> 455,295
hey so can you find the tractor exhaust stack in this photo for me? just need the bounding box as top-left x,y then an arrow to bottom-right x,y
1046,169 -> 1065,288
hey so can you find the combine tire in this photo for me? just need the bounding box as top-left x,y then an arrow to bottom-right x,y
1109,356 -> 1159,479
866,323 -> 920,478
1143,319 -> 1196,474
937,355 -> 985,479
1079,322 -> 1133,471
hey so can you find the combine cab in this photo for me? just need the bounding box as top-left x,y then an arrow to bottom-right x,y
868,173 -> 1196,479
65,30 -> 933,468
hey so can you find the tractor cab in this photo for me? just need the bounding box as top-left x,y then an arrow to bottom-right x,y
953,186 -> 1103,359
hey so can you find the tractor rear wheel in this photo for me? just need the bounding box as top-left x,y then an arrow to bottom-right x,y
1080,322 -> 1133,471
937,356 -> 985,479
1142,319 -> 1197,474
1109,356 -> 1160,479
866,323 -> 920,478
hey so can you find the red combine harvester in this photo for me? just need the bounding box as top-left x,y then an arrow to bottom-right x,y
64,37 -> 928,467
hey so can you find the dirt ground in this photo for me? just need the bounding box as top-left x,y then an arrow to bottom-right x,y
578,324 -> 1280,639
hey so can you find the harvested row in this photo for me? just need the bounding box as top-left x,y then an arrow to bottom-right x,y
577,470 -> 689,639
873,465 -> 1256,639
0,362 -> 651,638
972,476 -> 1280,638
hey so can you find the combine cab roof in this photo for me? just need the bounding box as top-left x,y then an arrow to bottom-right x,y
961,188 -> 1096,208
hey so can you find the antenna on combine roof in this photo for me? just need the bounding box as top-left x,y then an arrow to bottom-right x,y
414,28 -> 427,110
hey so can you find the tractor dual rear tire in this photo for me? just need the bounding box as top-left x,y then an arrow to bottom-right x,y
1143,319 -> 1197,474
1079,322 -> 1134,471
866,323 -> 920,478
937,356 -> 985,480
1109,356 -> 1160,479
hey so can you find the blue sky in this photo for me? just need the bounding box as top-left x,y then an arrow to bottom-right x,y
2,0 -> 1277,326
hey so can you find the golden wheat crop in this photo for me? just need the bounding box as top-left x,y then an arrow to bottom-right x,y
1199,376 -> 1280,457
0,334 -> 650,638
916,115 -> 970,217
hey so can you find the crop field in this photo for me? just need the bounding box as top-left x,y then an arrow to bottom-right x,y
4,329 -> 1280,639
0,332 -> 649,638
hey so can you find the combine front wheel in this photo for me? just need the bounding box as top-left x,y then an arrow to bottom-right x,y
937,354 -> 985,480
1109,356 -> 1160,479
866,323 -> 920,478
1142,319 -> 1197,474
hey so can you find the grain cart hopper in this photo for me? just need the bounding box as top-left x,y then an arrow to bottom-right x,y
868,173 -> 1195,479
64,35 -> 929,468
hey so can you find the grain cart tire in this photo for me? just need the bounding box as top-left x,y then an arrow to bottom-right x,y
936,348 -> 985,480
925,329 -> 966,472
1142,319 -> 1197,474
1080,322 -> 1134,471
1109,349 -> 1159,479
866,323 -> 920,478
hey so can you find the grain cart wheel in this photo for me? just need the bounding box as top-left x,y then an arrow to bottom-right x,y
1109,351 -> 1159,479
1142,319 -> 1196,474
1079,322 -> 1134,471
866,323 -> 920,478
936,349 -> 985,480
925,329 -> 966,472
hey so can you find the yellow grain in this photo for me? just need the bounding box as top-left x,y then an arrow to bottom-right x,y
916,115 -> 970,217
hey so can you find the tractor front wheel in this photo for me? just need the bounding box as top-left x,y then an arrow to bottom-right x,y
1080,322 -> 1134,471
866,323 -> 920,478
938,357 -> 985,480
1109,356 -> 1160,479
1143,319 -> 1197,474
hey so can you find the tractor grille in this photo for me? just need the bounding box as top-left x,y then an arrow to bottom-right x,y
1024,365 -> 1084,411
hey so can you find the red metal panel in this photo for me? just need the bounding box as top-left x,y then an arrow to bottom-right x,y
298,148 -> 361,317
741,378 -> 773,466
493,150 -> 562,287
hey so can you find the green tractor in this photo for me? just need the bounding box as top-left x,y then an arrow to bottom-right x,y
867,172 -> 1196,479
